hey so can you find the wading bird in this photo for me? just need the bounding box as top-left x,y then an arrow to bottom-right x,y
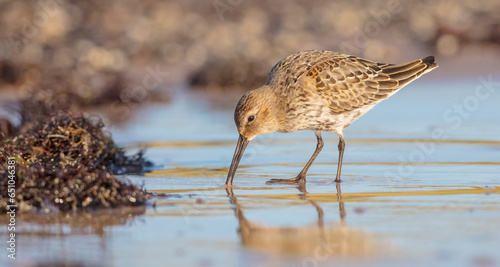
226,50 -> 437,186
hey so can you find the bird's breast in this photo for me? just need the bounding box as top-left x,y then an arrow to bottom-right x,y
281,101 -> 376,134
282,99 -> 337,133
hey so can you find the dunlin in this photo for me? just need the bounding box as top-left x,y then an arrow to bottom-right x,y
226,50 -> 437,186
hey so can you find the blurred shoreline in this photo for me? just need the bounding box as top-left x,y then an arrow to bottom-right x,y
1,0 -> 499,92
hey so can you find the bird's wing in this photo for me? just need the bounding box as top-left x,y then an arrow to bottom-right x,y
266,50 -> 343,88
302,55 -> 437,113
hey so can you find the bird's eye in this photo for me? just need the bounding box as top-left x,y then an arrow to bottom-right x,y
248,115 -> 255,122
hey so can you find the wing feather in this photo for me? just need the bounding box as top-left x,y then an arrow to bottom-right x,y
303,55 -> 437,113
265,50 -> 437,114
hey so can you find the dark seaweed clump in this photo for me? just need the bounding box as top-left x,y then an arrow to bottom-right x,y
0,89 -> 150,213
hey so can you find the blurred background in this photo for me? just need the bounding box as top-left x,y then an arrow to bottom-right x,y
1,0 -> 499,113
1,1 -> 500,266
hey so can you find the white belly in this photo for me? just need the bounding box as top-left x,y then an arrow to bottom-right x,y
282,101 -> 377,134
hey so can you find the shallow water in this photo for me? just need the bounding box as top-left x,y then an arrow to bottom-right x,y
2,77 -> 500,267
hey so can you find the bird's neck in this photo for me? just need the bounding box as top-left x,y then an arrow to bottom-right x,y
256,85 -> 287,133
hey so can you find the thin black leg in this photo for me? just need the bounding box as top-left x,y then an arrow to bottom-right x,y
335,135 -> 345,182
267,131 -> 324,185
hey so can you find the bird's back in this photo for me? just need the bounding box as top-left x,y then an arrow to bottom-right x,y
265,50 -> 438,133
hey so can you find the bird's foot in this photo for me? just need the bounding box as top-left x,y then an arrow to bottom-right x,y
266,175 -> 305,185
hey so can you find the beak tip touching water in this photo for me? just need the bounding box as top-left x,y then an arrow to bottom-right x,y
225,134 -> 249,186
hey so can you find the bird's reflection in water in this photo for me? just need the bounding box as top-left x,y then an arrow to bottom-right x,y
226,183 -> 375,258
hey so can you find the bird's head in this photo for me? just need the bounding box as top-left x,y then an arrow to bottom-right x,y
234,89 -> 278,141
225,87 -> 279,186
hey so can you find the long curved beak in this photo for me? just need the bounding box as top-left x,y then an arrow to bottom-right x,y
225,134 -> 249,186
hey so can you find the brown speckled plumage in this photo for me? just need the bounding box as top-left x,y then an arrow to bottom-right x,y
227,50 -> 438,186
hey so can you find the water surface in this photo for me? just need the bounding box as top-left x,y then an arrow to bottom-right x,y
2,78 -> 500,267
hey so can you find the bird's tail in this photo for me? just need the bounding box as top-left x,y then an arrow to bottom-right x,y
379,56 -> 438,87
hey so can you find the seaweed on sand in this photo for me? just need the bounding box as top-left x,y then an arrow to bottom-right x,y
0,89 -> 150,213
